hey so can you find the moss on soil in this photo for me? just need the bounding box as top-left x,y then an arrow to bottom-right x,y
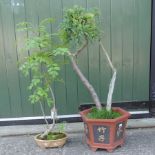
38,132 -> 66,140
87,107 -> 121,119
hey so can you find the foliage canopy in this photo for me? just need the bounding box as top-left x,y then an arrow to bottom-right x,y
18,18 -> 68,107
60,6 -> 99,49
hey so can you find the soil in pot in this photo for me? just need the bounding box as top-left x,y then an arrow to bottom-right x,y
37,132 -> 66,140
87,107 -> 122,119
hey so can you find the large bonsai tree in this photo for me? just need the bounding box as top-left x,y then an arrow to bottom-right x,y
60,6 -> 116,112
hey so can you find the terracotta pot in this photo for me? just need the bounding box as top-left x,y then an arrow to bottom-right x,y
80,107 -> 131,152
34,132 -> 67,149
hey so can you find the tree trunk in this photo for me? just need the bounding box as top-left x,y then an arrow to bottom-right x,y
69,55 -> 102,110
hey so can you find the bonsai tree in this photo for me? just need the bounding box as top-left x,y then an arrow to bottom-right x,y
60,6 -> 117,116
59,6 -> 130,152
18,19 -> 68,140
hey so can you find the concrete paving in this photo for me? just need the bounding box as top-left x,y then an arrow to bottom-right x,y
0,128 -> 155,155
1,119 -> 155,155
1,118 -> 155,136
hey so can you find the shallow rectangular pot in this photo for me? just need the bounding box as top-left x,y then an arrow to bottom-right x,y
80,107 -> 131,152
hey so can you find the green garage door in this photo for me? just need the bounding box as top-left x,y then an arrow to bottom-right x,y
0,0 -> 151,118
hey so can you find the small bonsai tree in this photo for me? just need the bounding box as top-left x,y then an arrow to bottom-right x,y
60,6 -> 117,115
18,19 -> 68,138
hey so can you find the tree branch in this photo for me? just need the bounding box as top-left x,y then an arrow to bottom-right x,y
99,41 -> 117,111
68,52 -> 102,110
39,101 -> 49,129
74,40 -> 88,57
40,107 -> 56,139
40,86 -> 57,139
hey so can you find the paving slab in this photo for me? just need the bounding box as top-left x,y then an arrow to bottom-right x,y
1,118 -> 155,136
0,128 -> 155,155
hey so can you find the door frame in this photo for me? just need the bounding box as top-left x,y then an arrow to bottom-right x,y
149,0 -> 155,116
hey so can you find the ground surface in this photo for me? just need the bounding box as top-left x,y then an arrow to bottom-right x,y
0,128 -> 155,155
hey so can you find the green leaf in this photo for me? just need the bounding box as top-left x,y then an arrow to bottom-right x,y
53,48 -> 68,56
60,6 -> 100,49
18,18 -> 62,108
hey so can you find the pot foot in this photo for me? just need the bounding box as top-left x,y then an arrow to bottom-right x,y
120,143 -> 124,147
58,145 -> 64,148
90,147 -> 97,152
107,149 -> 113,153
39,146 -> 46,149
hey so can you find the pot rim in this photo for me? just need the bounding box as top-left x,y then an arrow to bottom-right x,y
80,107 -> 131,123
34,132 -> 67,142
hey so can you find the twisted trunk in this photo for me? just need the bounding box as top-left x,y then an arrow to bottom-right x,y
40,87 -> 56,139
69,55 -> 102,110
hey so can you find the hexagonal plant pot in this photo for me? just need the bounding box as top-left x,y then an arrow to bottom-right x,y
80,107 -> 131,152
